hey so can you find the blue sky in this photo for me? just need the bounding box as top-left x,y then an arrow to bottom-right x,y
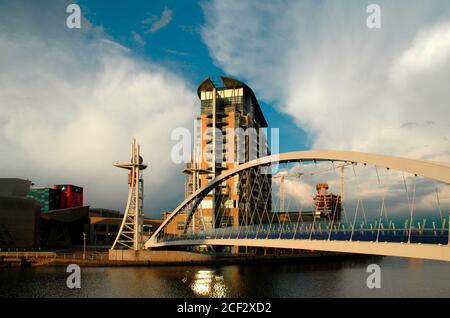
77,0 -> 310,153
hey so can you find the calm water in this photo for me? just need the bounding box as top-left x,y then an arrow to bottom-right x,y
1,256 -> 449,297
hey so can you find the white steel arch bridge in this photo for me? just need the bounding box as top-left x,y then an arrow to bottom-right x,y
145,150 -> 450,262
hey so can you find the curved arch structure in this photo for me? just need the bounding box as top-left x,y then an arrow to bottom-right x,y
145,150 -> 450,261
147,150 -> 450,244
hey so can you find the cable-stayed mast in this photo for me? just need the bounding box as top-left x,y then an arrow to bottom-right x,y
111,139 -> 147,250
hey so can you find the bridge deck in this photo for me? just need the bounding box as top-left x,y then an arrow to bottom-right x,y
148,238 -> 450,262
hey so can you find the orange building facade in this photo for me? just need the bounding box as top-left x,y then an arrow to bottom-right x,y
166,77 -> 271,237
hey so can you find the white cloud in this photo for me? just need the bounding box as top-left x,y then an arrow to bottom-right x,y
132,31 -> 145,46
164,49 -> 189,57
271,162 -> 449,220
392,22 -> 450,76
0,0 -> 197,215
201,0 -> 450,163
143,7 -> 173,34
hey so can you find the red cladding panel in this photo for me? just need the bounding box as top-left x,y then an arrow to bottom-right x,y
52,184 -> 84,208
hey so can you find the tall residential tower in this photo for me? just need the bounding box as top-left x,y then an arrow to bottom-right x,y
183,76 -> 271,234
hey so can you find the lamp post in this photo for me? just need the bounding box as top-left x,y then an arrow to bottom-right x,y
83,232 -> 86,260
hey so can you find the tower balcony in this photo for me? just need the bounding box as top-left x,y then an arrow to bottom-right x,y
206,112 -> 228,118
206,118 -> 228,127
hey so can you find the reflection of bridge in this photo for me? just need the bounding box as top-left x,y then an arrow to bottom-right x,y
145,151 -> 450,262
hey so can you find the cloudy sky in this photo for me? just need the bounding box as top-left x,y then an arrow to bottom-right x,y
0,0 -> 449,217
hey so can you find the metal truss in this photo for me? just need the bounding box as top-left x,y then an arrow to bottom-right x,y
111,139 -> 147,250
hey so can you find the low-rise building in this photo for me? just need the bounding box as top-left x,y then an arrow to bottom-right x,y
0,178 -> 40,250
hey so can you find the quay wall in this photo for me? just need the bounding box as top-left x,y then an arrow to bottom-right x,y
108,250 -> 214,263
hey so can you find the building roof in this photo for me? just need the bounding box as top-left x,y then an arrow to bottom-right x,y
0,178 -> 32,197
40,206 -> 90,223
197,76 -> 268,127
53,184 -> 83,189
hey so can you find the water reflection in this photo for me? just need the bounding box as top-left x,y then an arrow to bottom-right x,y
0,257 -> 449,297
190,269 -> 228,297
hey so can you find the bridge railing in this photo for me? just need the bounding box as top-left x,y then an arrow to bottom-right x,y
159,223 -> 450,245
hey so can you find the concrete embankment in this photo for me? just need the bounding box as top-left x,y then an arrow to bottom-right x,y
0,250 -> 358,267
0,250 -> 215,267
1,252 -> 56,268
108,249 -> 214,264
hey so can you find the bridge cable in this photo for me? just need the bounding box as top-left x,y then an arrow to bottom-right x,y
245,168 -> 261,239
376,167 -> 390,242
246,168 -> 263,239
287,162 -> 300,234
292,160 -> 305,240
215,183 -> 227,239
309,197 -> 317,240
279,163 -> 292,239
268,171 -> 282,240
352,163 -> 368,226
349,163 -> 362,241
255,166 -> 269,233
350,198 -> 360,242
239,167 -> 260,240
327,161 -> 344,240
236,169 -> 252,239
435,187 -> 444,228
405,174 -> 417,243
256,167 -> 274,239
